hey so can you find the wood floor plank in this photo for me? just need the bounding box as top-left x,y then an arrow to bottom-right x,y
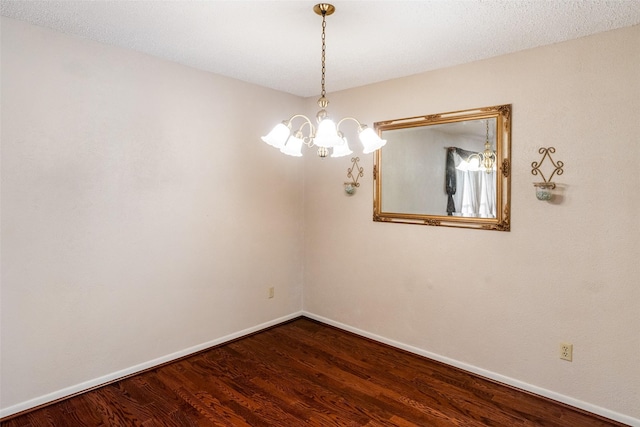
1,318 -> 629,426
258,327 -> 495,426
240,331 -> 414,425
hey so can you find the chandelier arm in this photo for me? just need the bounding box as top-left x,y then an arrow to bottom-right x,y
336,117 -> 365,131
286,115 -> 318,147
296,120 -> 316,147
285,114 -> 314,126
294,120 -> 313,132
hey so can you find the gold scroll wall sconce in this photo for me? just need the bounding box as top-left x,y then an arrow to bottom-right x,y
344,157 -> 363,195
531,147 -> 564,201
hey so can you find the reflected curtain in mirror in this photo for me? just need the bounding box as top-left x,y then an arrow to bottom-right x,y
447,146 -> 495,217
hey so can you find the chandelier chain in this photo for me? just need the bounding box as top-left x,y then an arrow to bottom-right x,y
320,12 -> 327,99
486,119 -> 489,142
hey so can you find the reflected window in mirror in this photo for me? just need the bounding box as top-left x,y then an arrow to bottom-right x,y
374,105 -> 511,231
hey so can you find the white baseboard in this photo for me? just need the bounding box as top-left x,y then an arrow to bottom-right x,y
0,311 -> 303,419
302,311 -> 639,427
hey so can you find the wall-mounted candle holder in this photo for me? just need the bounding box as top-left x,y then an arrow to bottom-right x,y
531,147 -> 564,201
344,157 -> 363,195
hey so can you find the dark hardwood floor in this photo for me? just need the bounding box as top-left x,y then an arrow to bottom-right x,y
2,317 -> 628,426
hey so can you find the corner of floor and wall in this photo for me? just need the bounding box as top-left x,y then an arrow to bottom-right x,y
2,15 -> 639,426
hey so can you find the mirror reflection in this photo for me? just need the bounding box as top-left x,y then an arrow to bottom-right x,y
374,105 -> 511,231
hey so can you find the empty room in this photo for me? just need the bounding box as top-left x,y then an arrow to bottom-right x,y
1,1 -> 639,425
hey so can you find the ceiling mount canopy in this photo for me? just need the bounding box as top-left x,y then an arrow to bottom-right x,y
313,3 -> 335,16
261,3 -> 386,158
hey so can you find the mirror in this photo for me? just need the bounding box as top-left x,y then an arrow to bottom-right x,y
373,105 -> 511,231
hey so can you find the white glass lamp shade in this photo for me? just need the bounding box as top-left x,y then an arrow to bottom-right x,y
466,157 -> 481,171
261,123 -> 290,149
359,127 -> 387,153
330,137 -> 353,158
455,159 -> 470,172
313,119 -> 342,148
280,134 -> 304,157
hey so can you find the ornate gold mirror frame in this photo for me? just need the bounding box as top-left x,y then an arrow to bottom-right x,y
373,105 -> 511,231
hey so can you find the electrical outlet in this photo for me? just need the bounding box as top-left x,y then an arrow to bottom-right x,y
560,343 -> 573,361
268,287 -> 275,299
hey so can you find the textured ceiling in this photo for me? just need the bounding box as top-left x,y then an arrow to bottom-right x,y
2,1 -> 639,97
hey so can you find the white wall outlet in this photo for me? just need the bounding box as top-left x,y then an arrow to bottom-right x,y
560,343 -> 573,361
268,287 -> 275,299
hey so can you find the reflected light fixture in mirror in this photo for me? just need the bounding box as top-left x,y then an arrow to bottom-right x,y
466,120 -> 496,173
261,4 -> 386,158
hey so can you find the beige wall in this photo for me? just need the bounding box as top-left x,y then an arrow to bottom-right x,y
303,24 -> 640,423
1,17 -> 304,415
2,15 -> 639,424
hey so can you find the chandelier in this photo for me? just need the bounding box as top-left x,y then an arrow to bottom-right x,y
467,120 -> 496,173
261,3 -> 386,158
